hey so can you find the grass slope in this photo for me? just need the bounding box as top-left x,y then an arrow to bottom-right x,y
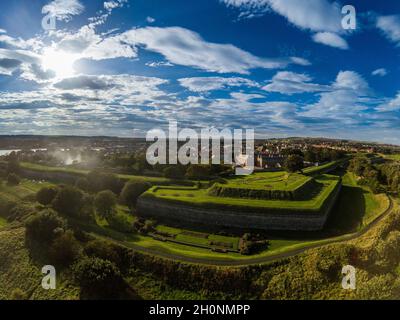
0,227 -> 79,300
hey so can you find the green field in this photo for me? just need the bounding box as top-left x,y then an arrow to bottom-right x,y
20,162 -> 172,184
222,171 -> 309,190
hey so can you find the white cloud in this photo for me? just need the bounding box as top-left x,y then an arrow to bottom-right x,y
0,29 -> 6,34
377,15 -> 400,46
372,68 -> 388,77
302,71 -> 372,123
377,93 -> 400,112
312,32 -> 349,50
42,0 -> 84,21
120,26 -> 309,74
146,61 -> 173,67
146,16 -> 156,23
179,77 -> 259,92
221,0 -> 342,32
262,71 -> 330,95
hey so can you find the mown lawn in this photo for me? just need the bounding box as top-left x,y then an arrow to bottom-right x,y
223,172 -> 309,191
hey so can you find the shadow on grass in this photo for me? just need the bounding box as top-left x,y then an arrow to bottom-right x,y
323,185 -> 366,235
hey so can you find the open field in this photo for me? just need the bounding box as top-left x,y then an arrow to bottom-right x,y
20,162 -> 172,184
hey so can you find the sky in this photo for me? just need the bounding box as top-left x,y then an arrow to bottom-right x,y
0,0 -> 399,143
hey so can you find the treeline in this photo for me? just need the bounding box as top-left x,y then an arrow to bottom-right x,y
281,147 -> 346,163
348,156 -> 400,194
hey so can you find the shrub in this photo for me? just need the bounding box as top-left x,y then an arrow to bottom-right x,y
52,186 -> 84,217
87,170 -> 123,194
49,230 -> 81,267
72,257 -> 124,299
84,239 -> 121,266
106,213 -> 133,233
120,180 -> 151,208
75,177 -> 89,191
94,190 -> 117,219
7,173 -> 21,186
25,209 -> 66,243
36,186 -> 59,206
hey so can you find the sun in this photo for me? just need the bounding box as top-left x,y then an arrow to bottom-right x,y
41,47 -> 79,79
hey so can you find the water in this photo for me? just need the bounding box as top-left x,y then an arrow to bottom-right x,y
0,150 -> 21,156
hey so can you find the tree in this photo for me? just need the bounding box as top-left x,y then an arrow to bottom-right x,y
86,170 -> 123,194
73,257 -> 124,299
49,230 -> 81,267
94,190 -> 117,219
304,150 -> 317,163
52,186 -> 84,217
25,209 -> 66,243
7,173 -> 21,186
163,166 -> 186,179
284,155 -> 304,173
120,180 -> 151,208
75,177 -> 89,192
7,151 -> 20,175
84,240 -> 121,266
36,186 -> 59,206
185,165 -> 211,179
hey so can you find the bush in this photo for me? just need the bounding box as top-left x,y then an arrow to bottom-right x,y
52,186 -> 84,217
7,173 -> 21,186
87,170 -> 123,194
75,177 -> 89,191
106,213 -> 133,233
120,180 -> 151,208
49,230 -> 81,267
36,186 -> 59,206
25,209 -> 66,243
72,257 -> 124,299
84,239 -> 121,266
94,190 -> 117,219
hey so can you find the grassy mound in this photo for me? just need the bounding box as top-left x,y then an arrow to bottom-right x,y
142,174 -> 341,215
208,172 -> 319,200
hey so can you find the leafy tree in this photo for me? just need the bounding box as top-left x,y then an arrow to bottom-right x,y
73,257 -> 124,299
94,190 -> 117,219
163,166 -> 186,179
36,186 -> 59,206
52,186 -> 84,217
185,165 -> 212,179
87,170 -> 123,194
7,151 -> 20,174
304,150 -> 317,163
7,173 -> 21,186
284,155 -> 304,173
49,230 -> 81,267
75,177 -> 89,192
120,180 -> 151,208
84,240 -> 121,266
25,209 -> 66,243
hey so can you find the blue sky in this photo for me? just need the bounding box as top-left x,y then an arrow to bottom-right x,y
0,0 -> 399,143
